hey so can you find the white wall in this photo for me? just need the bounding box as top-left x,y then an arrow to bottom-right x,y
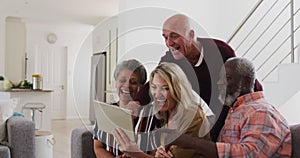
73,33 -> 93,119
119,0 -> 219,35
25,21 -> 93,119
217,0 -> 258,41
279,91 -> 300,125
0,16 -> 6,75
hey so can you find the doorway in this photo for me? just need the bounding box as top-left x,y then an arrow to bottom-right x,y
34,45 -> 67,119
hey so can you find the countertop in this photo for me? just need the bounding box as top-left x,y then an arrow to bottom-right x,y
2,89 -> 53,92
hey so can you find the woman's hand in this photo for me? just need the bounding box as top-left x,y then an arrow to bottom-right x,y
155,146 -> 173,158
113,128 -> 142,153
113,128 -> 156,158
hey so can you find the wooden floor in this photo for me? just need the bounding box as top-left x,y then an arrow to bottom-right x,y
52,118 -> 92,158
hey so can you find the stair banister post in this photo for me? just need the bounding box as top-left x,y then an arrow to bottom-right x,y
290,0 -> 295,63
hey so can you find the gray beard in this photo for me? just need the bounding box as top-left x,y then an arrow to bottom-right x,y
218,84 -> 227,105
224,91 -> 240,106
218,82 -> 242,106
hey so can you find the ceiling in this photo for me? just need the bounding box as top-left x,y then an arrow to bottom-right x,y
0,0 -> 119,25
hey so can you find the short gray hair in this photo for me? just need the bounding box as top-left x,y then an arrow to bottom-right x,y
227,57 -> 256,88
114,59 -> 147,85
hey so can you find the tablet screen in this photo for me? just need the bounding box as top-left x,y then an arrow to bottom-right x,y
93,100 -> 135,141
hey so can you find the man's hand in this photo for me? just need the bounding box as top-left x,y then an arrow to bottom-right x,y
155,146 -> 173,158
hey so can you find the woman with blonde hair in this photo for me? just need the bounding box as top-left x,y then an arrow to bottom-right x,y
113,62 -> 211,158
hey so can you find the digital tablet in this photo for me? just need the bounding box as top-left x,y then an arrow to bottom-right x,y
93,100 -> 135,141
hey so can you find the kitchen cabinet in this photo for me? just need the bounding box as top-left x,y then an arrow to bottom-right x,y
0,90 -> 53,131
92,16 -> 118,102
5,17 -> 26,82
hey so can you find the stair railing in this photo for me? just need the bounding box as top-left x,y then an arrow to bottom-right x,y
227,0 -> 299,81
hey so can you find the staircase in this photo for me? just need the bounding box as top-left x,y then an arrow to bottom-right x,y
227,0 -> 300,124
263,54 -> 300,107
265,64 -> 300,125
263,49 -> 300,125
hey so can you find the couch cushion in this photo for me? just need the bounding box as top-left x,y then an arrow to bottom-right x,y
0,145 -> 10,158
71,126 -> 96,158
290,123 -> 300,158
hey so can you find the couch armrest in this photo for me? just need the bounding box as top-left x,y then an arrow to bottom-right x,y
0,145 -> 10,158
71,126 -> 96,158
291,123 -> 300,158
7,116 -> 35,158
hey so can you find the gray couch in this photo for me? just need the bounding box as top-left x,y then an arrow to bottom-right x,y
291,123 -> 300,157
0,116 -> 35,158
71,126 -> 96,158
71,123 -> 300,158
